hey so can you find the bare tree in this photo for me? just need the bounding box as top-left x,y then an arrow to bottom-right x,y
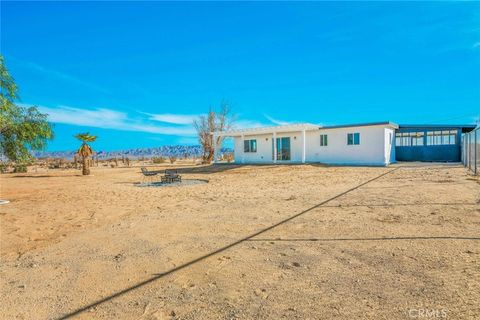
193,102 -> 235,163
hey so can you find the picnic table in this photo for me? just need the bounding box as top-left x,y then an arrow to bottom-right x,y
161,169 -> 182,183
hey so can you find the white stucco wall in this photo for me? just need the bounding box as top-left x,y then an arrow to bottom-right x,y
233,132 -> 305,163
233,124 -> 396,166
305,125 -> 388,165
233,133 -> 272,163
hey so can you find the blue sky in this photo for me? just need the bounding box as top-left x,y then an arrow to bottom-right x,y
2,2 -> 479,151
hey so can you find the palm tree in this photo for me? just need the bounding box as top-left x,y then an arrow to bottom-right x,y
75,132 -> 97,175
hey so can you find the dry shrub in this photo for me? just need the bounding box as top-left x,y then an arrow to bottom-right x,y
0,162 -> 9,173
152,157 -> 165,164
169,156 -> 177,164
13,164 -> 28,173
225,153 -> 234,163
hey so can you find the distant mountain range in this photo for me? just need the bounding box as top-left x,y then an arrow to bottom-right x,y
33,145 -> 233,160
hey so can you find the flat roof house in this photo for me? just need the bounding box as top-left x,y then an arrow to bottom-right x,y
213,122 -> 398,166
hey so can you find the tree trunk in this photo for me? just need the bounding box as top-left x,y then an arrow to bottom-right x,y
82,156 -> 90,175
206,148 -> 214,163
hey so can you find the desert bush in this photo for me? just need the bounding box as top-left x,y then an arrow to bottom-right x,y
225,153 -> 234,163
0,162 -> 10,173
58,158 -> 66,168
152,157 -> 165,164
169,156 -> 177,164
13,164 -> 28,173
48,161 -> 59,169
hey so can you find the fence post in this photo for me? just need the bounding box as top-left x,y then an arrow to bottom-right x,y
468,133 -> 472,170
475,129 -> 478,175
471,133 -> 474,171
465,134 -> 469,168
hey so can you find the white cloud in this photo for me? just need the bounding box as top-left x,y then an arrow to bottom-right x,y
32,104 -> 196,136
26,104 -> 284,138
143,112 -> 202,125
263,114 -> 292,125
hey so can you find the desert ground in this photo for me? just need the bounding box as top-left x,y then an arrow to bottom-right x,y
0,163 -> 479,319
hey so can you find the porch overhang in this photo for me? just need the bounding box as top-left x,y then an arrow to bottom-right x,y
212,123 -> 320,138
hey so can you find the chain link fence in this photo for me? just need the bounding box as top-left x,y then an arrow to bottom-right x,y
462,126 -> 479,175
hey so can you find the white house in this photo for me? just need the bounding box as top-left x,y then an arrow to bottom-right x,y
213,121 -> 398,166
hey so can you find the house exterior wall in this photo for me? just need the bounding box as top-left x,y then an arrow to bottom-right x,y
233,132 -> 305,163
233,133 -> 272,163
233,125 -> 394,166
305,125 -> 389,165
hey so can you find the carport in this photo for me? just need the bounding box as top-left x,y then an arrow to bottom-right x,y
395,124 -> 476,162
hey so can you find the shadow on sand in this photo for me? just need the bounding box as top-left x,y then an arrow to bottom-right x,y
10,174 -> 83,178
247,236 -> 480,242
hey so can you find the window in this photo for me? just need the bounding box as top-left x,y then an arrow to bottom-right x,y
395,132 -> 411,147
426,130 -> 457,146
395,133 -> 401,146
320,134 -> 328,146
442,130 -> 456,145
395,132 -> 424,146
347,133 -> 360,145
434,131 -> 442,145
412,132 -> 424,146
243,139 -> 257,153
426,131 -> 435,145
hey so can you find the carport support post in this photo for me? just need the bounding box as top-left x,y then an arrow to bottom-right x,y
301,129 -> 306,163
273,132 -> 277,164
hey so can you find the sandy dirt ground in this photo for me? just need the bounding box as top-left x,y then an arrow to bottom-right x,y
0,163 -> 479,319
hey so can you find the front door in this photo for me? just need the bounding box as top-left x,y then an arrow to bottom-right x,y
274,137 -> 291,161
